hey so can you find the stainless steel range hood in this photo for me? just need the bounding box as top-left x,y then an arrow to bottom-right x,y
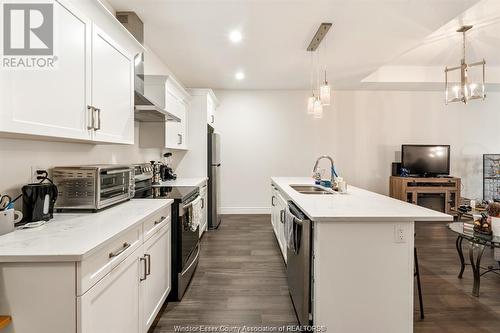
117,11 -> 180,123
134,85 -> 181,122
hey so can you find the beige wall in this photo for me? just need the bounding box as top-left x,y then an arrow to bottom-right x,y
215,90 -> 500,213
0,124 -> 163,208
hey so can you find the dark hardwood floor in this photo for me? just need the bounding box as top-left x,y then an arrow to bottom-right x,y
153,215 -> 500,332
153,215 -> 296,332
415,221 -> 500,333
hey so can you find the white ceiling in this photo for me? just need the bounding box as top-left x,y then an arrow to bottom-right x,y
107,0 -> 482,90
361,0 -> 500,90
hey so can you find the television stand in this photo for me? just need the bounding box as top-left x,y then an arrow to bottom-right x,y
389,176 -> 461,215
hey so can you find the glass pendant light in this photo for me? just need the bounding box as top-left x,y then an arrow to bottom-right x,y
307,52 -> 315,114
312,50 -> 323,118
313,98 -> 323,118
307,95 -> 315,114
320,66 -> 331,106
320,82 -> 330,105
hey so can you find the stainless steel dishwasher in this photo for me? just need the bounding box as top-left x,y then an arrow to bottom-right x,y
286,201 -> 312,326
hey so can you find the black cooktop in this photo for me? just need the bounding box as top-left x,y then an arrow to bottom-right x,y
153,186 -> 198,201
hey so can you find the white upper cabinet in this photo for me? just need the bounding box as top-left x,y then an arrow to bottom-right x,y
0,0 -> 136,144
0,0 -> 92,141
91,27 -> 134,144
140,76 -> 190,150
165,78 -> 190,150
188,89 -> 219,128
207,93 -> 217,127
165,100 -> 188,150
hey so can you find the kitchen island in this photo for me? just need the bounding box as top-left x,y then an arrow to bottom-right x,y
271,177 -> 452,333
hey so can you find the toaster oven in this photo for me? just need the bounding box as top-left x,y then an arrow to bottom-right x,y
53,165 -> 134,211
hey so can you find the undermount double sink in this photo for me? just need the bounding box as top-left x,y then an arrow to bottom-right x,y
290,184 -> 334,195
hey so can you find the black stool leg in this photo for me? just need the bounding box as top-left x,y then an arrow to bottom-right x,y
414,247 -> 424,319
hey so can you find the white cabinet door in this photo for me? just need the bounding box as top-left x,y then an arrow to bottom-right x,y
0,0 -> 92,141
141,222 -> 171,333
91,26 -> 134,144
271,186 -> 280,238
278,194 -> 287,262
166,119 -> 182,149
179,102 -> 188,149
78,246 -> 142,333
165,88 -> 181,119
166,105 -> 188,150
207,95 -> 215,126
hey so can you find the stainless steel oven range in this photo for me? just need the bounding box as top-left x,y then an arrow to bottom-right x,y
133,178 -> 200,301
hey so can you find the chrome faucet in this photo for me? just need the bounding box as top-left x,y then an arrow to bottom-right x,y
312,155 -> 337,187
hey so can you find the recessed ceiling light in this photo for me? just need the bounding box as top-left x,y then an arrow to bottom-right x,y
235,71 -> 245,80
229,30 -> 242,43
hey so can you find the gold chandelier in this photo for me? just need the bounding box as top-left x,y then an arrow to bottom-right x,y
445,25 -> 486,105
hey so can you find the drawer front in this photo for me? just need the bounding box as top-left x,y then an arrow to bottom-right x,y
143,205 -> 171,242
77,225 -> 142,296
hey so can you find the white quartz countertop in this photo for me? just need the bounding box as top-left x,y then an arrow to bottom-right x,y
0,199 -> 173,262
271,177 -> 452,222
152,177 -> 208,188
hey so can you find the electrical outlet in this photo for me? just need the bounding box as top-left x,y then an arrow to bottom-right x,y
394,224 -> 406,243
30,165 -> 46,183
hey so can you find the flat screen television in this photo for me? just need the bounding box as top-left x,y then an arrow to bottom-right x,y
401,145 -> 450,177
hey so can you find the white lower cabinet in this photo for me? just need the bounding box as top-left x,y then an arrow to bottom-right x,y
271,184 -> 287,262
78,246 -> 142,333
141,222 -> 171,332
79,211 -> 171,333
0,205 -> 172,333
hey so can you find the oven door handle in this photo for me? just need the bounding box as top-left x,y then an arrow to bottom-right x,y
101,168 -> 132,175
180,245 -> 200,276
182,195 -> 201,210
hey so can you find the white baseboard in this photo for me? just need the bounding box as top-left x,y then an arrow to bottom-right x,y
220,207 -> 271,214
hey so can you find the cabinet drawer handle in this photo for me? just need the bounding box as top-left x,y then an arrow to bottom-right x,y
95,108 -> 101,131
154,216 -> 166,225
109,242 -> 130,258
272,196 -> 276,207
211,115 -> 214,124
144,254 -> 151,276
178,134 -> 183,145
280,210 -> 285,223
201,198 -> 204,209
140,256 -> 147,281
87,105 -> 95,130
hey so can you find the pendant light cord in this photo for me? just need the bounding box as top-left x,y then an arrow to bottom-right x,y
310,52 -> 314,96
462,31 -> 466,62
324,33 -> 328,84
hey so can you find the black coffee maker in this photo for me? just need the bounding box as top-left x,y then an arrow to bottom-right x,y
22,182 -> 58,223
161,152 -> 177,181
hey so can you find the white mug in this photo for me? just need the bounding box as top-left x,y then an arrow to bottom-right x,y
0,208 -> 23,236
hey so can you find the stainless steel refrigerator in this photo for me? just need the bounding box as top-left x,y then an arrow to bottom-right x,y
208,127 -> 221,229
